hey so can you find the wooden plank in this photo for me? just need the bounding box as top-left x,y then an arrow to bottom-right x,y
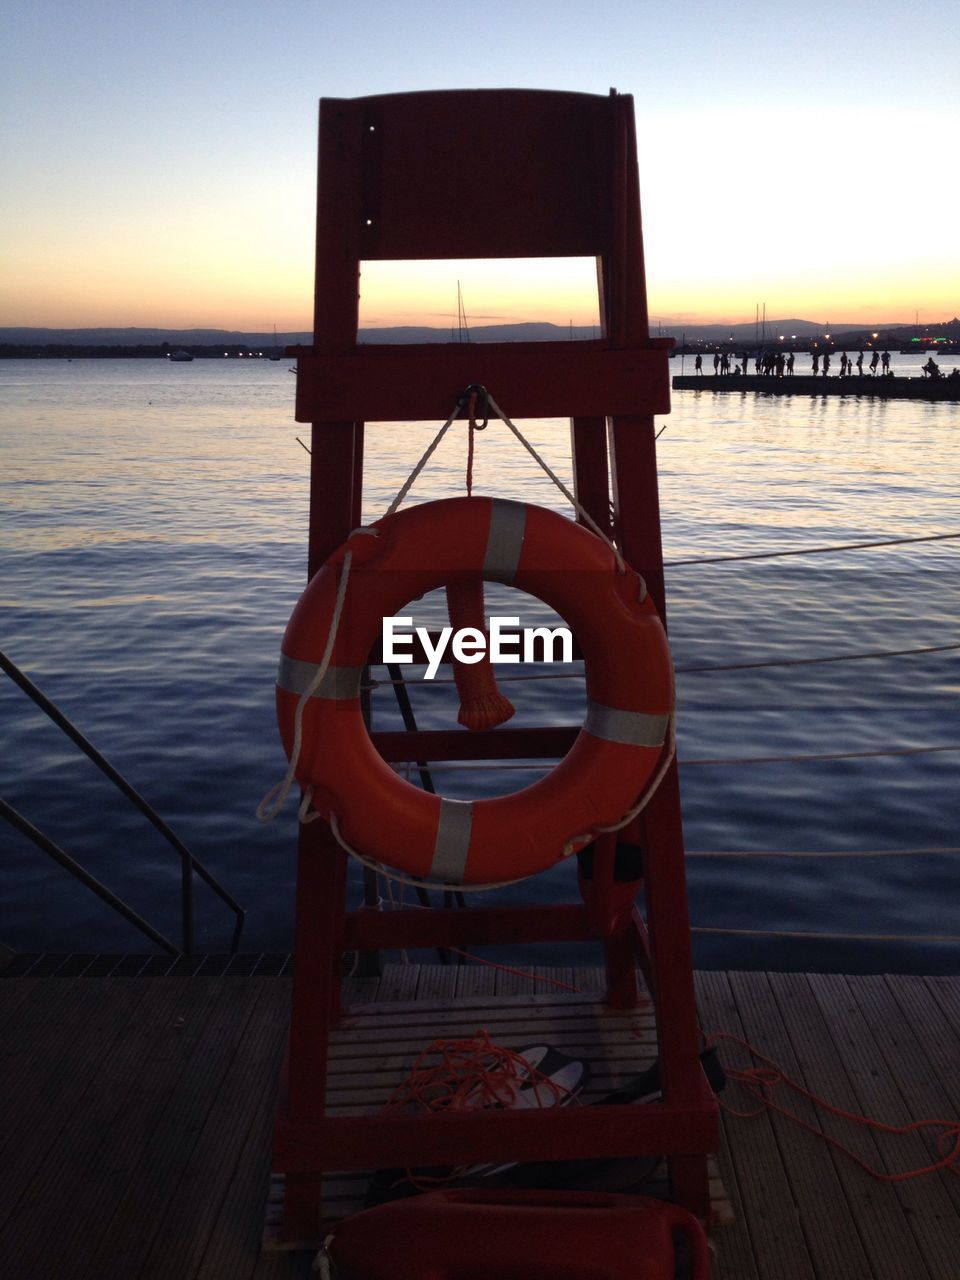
9,967 -> 952,1280
327,1024 -> 656,1073
702,1119 -> 760,1280
414,963 -> 459,1002
224,954 -> 264,977
767,972 -> 933,1280
111,954 -> 155,976
131,981 -> 290,1280
340,972 -> 381,1005
883,977 -> 960,1114
0,973 -> 106,1055
573,966 -> 610,997
324,1033 -> 658,1076
331,1002 -> 656,1037
325,1075 -> 659,1114
372,962 -> 420,1003
16,979 -> 238,1280
0,977 -> 99,1134
494,961 -> 540,998
849,976 -> 960,1217
0,953 -> 45,976
194,1011 -> 292,1279
0,978 -> 152,1231
294,344 -> 670,423
0,974 -> 39,1029
455,963 -> 499,999
324,1046 -> 659,1090
277,1100 -> 718,1175
534,965 -> 579,994
273,1155 -> 729,1231
810,973 -> 960,1279
343,983 -> 604,1013
64,979 -> 267,1280
0,977 -> 198,1277
331,999 -> 617,1029
25,953 -> 73,976
705,1134 -> 760,1280
80,954 -> 127,976
42,953 -> 96,977
725,971 -> 874,1280
695,971 -> 817,1280
925,976 -> 960,1042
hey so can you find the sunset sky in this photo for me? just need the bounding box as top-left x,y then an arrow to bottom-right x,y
1,0 -> 957,332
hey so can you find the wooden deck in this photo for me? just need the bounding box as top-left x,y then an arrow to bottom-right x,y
1,956 -> 958,1278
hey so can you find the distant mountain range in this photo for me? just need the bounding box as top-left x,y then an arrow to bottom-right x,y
0,319 -> 912,348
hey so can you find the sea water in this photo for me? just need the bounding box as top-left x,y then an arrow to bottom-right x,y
1,355 -> 958,972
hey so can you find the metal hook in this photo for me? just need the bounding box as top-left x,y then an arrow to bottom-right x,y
458,383 -> 489,429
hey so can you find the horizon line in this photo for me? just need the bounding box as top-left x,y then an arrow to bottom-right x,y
4,315 -> 959,336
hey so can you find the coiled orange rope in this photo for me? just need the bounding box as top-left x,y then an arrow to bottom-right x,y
383,1029 -> 579,1116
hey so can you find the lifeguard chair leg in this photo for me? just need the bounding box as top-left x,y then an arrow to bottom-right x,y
280,820 -> 348,1241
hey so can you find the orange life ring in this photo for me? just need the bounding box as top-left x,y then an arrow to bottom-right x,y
276,496 -> 673,884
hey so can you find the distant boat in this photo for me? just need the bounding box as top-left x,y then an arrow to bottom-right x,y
168,349 -> 194,363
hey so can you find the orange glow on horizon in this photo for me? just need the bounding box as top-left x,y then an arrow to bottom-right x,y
1,249 -> 953,334
357,259 -> 602,331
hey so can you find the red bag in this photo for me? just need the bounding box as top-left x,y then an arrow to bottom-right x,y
321,1187 -> 711,1279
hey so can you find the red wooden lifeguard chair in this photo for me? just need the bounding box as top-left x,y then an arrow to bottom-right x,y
271,88 -> 718,1247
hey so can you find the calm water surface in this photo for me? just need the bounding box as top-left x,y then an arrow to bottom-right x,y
1,356 -> 958,971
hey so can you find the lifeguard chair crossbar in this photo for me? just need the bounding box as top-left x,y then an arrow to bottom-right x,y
271,88 -> 719,1246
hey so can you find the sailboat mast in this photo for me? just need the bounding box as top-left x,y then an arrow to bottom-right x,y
457,281 -> 470,343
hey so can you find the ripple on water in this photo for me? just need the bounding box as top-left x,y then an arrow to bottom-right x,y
1,359 -> 958,968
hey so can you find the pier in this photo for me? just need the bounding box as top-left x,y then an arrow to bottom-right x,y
2,955 -> 959,1279
672,374 -> 960,401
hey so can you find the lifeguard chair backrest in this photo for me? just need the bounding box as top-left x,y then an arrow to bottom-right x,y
314,89 -> 650,350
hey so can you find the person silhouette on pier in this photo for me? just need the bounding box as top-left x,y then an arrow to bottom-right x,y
787,352 -> 795,375
822,352 -> 831,376
922,357 -> 942,379
856,350 -> 864,376
713,352 -> 720,375
695,354 -> 703,376
881,350 -> 891,374
812,351 -> 820,375
870,350 -> 880,375
839,352 -> 848,377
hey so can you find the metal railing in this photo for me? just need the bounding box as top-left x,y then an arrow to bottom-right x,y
1,649 -> 245,954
